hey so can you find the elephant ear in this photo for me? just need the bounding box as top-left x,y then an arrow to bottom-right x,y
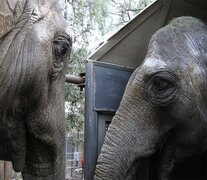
0,0 -> 25,38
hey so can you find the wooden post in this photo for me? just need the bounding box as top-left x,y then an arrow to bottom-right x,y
0,161 -> 3,180
3,161 -> 11,180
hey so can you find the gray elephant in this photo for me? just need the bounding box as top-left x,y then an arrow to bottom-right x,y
94,16 -> 207,180
0,0 -> 72,179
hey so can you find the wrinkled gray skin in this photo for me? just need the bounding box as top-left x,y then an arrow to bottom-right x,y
94,16 -> 207,180
0,0 -> 72,179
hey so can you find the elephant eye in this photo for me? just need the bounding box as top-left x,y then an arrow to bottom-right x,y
152,77 -> 173,93
53,34 -> 72,63
147,72 -> 178,103
147,72 -> 178,106
51,34 -> 72,79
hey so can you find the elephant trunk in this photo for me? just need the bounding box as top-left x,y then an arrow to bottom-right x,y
94,97 -> 162,180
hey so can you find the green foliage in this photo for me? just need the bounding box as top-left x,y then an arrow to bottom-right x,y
108,0 -> 156,27
65,0 -> 110,132
67,0 -> 110,44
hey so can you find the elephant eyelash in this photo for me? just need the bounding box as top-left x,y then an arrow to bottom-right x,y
148,71 -> 178,85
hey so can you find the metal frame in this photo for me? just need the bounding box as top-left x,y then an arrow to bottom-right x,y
84,60 -> 133,180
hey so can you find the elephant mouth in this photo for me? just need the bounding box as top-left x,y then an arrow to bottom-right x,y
124,130 -> 174,179
125,157 -> 150,180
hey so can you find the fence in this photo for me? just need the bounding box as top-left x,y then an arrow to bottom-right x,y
66,132 -> 84,180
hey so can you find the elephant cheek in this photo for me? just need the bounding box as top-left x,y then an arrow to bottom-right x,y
94,107 -> 161,180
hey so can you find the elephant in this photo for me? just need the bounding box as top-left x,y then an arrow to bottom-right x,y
94,16 -> 207,180
0,0 -> 72,179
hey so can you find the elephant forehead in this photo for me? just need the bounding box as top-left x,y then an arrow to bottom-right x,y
35,0 -> 61,18
141,58 -> 167,75
142,57 -> 205,77
180,62 -> 206,87
143,58 -> 167,69
32,11 -> 72,42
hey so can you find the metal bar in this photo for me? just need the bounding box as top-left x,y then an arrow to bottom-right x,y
84,62 -> 98,180
65,74 -> 85,84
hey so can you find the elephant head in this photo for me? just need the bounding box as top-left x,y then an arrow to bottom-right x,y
94,16 -> 207,180
0,0 -> 72,179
